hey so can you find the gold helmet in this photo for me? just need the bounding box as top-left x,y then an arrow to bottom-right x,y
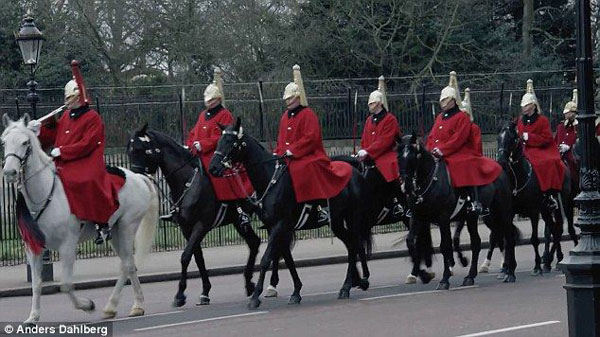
368,75 -> 389,111
440,71 -> 462,103
520,79 -> 542,113
461,88 -> 473,122
282,64 -> 308,106
204,67 -> 225,106
563,89 -> 577,114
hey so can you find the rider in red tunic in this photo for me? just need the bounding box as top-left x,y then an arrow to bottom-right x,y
184,68 -> 254,224
357,76 -> 404,219
30,68 -> 124,244
517,79 -> 564,209
274,65 -> 352,222
555,89 -> 578,192
425,72 -> 502,215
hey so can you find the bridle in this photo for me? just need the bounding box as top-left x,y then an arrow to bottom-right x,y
401,145 -> 439,205
497,127 -> 532,196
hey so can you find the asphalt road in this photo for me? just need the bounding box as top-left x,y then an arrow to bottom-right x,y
0,243 -> 572,337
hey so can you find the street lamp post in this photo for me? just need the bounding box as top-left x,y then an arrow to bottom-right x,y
15,11 -> 44,119
15,11 -> 53,282
559,0 -> 600,336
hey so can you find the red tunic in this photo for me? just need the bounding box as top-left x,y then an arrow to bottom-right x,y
186,106 -> 253,201
469,123 -> 484,156
39,107 -> 124,223
274,106 -> 352,202
360,111 -> 401,182
554,120 -> 578,189
517,114 -> 565,192
425,108 -> 502,187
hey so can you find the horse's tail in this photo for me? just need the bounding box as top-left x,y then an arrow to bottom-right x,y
134,175 -> 159,267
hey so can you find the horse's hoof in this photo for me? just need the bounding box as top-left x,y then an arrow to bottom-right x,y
82,299 -> 95,312
265,285 -> 278,298
542,265 -> 552,273
436,281 -> 450,290
496,268 -> 507,280
358,278 -> 370,291
246,282 -> 256,297
418,270 -> 435,284
22,321 -> 37,328
338,289 -> 350,299
248,298 -> 261,309
196,295 -> 210,306
503,274 -> 516,283
462,277 -> 475,286
172,295 -> 186,307
288,294 -> 302,304
405,274 -> 417,284
102,310 -> 117,320
479,259 -> 491,273
128,307 -> 145,317
531,268 -> 543,276
459,257 -> 469,267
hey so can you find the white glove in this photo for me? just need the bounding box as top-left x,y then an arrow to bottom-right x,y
357,149 -> 368,160
285,149 -> 293,157
522,132 -> 529,141
432,147 -> 443,158
193,141 -> 201,151
50,148 -> 61,158
28,119 -> 42,136
559,144 -> 570,153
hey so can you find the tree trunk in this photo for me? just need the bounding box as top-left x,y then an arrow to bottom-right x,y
523,0 -> 534,58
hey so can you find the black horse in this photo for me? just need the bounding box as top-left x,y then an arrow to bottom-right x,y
209,119 -> 372,309
398,135 -> 519,289
496,120 -> 574,274
127,125 -> 263,307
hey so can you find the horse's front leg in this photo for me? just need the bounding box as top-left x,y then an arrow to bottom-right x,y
530,214 -> 543,276
233,217 -> 261,297
59,241 -> 95,313
173,223 -> 204,307
436,223 -> 453,290
23,252 -> 43,325
464,217 -> 481,286
249,221 -> 283,309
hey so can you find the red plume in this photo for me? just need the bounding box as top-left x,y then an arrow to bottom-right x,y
71,60 -> 90,105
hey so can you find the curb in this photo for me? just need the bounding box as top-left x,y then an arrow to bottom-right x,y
0,234 -> 574,298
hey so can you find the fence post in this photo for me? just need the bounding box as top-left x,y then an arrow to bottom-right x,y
179,87 -> 186,144
258,80 -> 264,141
96,96 -> 101,115
15,97 -> 20,119
499,83 -> 504,118
420,82 -> 426,136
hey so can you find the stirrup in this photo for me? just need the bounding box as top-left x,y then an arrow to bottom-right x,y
317,208 -> 330,224
160,210 -> 176,222
392,203 -> 404,216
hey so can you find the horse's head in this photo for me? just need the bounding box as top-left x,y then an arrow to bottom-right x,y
1,113 -> 37,183
397,133 -> 423,195
496,118 -> 520,165
209,118 -> 246,177
128,123 -> 162,174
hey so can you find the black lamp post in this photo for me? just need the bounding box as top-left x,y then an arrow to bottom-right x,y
559,0 -> 600,336
15,11 -> 44,119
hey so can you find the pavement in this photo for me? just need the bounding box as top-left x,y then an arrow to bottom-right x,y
0,242 -> 573,337
0,219 -> 575,298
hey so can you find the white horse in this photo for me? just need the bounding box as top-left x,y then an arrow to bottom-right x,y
1,114 -> 159,324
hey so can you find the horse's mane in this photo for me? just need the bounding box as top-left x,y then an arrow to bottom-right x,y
147,130 -> 195,161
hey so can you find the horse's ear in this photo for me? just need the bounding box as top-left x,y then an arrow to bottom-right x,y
22,113 -> 31,127
139,123 -> 148,135
410,132 -> 417,145
235,117 -> 241,131
2,113 -> 12,128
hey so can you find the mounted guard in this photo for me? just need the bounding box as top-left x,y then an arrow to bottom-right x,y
274,64 -> 352,223
555,89 -> 579,191
425,71 -> 502,215
28,60 -> 124,245
517,79 -> 565,209
357,75 -> 404,221
184,67 -> 254,225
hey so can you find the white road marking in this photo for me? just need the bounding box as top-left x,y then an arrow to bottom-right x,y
134,311 -> 269,331
102,310 -> 184,323
303,284 -> 399,297
359,286 -> 478,302
455,320 -> 561,337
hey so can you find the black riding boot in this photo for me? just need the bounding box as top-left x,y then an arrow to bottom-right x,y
468,186 -> 489,216
95,223 -> 111,245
